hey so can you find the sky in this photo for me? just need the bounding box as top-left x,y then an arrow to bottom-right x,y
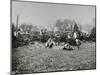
12,1 -> 95,32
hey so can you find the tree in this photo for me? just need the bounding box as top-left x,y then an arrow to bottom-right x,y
55,19 -> 75,32
90,26 -> 96,41
19,24 -> 34,34
73,23 -> 79,32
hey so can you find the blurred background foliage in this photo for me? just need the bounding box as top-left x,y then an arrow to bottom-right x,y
12,18 -> 96,48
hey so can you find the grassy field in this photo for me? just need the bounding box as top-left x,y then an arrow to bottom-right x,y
12,42 -> 96,74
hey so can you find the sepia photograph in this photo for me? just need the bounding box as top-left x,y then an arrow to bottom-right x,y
11,0 -> 96,74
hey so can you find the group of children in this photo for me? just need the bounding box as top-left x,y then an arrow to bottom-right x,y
45,38 -> 81,50
45,31 -> 82,50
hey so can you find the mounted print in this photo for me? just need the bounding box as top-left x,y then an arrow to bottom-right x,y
11,0 -> 96,74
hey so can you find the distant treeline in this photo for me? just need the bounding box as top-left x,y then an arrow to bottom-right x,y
12,19 -> 96,48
